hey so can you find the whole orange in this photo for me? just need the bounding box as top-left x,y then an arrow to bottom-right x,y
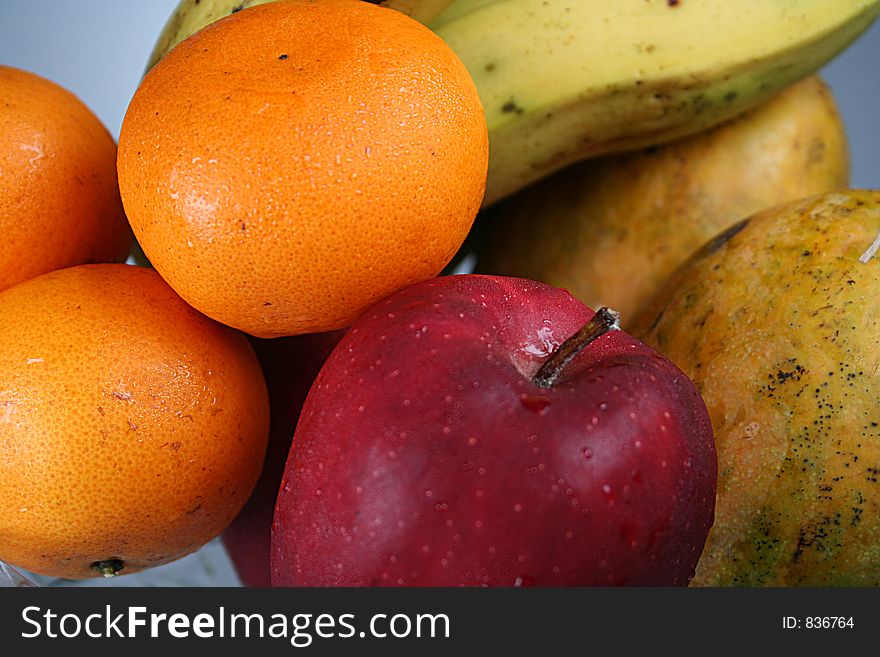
117,0 -> 488,338
0,264 -> 269,579
0,66 -> 132,292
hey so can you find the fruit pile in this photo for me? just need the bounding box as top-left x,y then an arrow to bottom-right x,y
0,0 -> 878,587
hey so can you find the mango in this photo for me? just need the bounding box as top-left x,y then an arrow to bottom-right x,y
630,191 -> 880,586
477,76 -> 849,323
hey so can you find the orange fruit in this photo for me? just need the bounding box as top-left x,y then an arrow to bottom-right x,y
0,66 -> 132,292
0,264 -> 269,579
118,0 -> 488,338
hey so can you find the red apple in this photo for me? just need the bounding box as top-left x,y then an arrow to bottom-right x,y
271,275 -> 716,586
223,330 -> 344,587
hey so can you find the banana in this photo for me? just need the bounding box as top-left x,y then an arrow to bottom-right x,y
380,0 -> 457,23
145,0 -> 880,207
432,0 -> 880,205
429,0 -> 495,29
145,1 -> 453,71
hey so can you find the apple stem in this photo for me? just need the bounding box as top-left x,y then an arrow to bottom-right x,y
532,307 -> 621,388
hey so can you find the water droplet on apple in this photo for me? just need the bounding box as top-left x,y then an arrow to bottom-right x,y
424,489 -> 433,498
599,402 -> 608,411
513,575 -> 535,587
513,503 -> 523,512
619,523 -> 639,548
582,447 -> 593,459
467,437 -> 477,446
519,394 -> 551,414
434,502 -> 448,511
